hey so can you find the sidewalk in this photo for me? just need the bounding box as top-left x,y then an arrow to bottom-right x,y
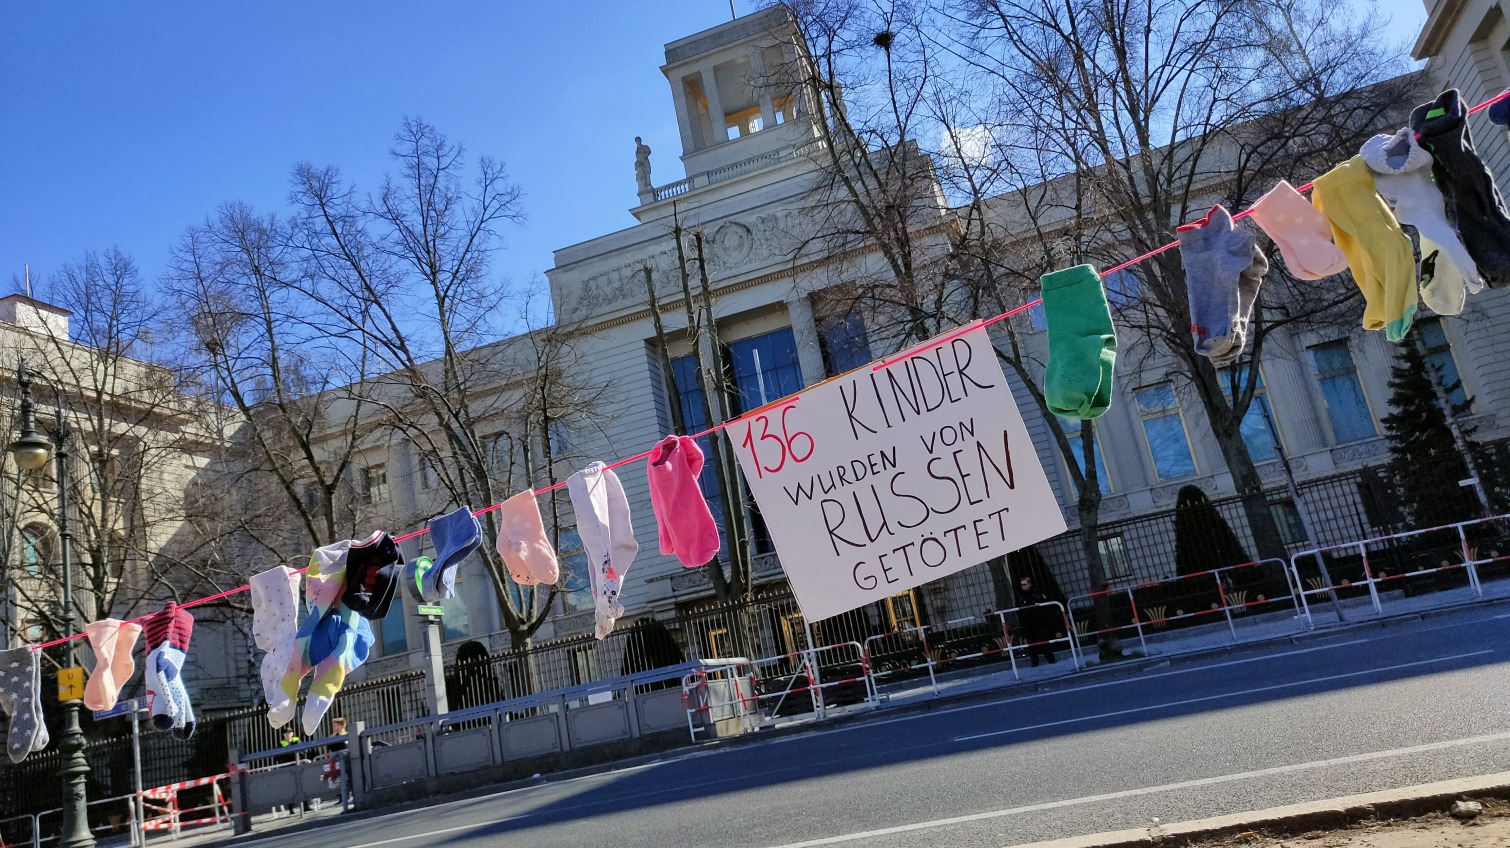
1012,772 -> 1510,848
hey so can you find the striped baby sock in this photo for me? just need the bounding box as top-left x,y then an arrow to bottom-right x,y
143,602 -> 195,737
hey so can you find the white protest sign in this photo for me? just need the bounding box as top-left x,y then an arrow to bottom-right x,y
727,322 -> 1067,621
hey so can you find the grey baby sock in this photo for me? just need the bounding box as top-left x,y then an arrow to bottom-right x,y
1,647 -> 46,763
1178,205 -> 1261,360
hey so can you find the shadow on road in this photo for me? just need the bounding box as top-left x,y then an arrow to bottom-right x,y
432,616 -> 1509,844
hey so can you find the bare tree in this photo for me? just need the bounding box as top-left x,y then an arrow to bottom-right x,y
166,204 -> 373,560
770,0 -> 1132,651
955,0 -> 1419,560
283,118 -> 603,649
3,248 -> 238,648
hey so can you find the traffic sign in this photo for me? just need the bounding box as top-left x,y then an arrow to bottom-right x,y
93,696 -> 149,721
417,604 -> 444,616
57,667 -> 84,702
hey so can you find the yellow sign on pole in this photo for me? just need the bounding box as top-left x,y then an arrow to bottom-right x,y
58,667 -> 84,702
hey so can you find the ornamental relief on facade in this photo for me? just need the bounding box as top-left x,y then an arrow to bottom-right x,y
562,208 -> 824,321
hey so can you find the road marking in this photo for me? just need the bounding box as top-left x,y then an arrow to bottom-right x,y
954,650 -> 1494,742
760,728 -> 1510,848
342,813 -> 533,847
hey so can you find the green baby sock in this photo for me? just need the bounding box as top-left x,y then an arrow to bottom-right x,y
1040,264 -> 1118,419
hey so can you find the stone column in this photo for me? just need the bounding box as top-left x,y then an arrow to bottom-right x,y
671,73 -> 698,154
749,47 -> 776,129
786,294 -> 827,387
701,67 -> 726,144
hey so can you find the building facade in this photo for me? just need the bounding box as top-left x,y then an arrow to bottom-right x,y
333,7 -> 1509,691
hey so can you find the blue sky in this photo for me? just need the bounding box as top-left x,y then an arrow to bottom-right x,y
0,1 -> 1428,309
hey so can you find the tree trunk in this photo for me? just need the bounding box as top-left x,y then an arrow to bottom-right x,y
1190,361 -> 1287,563
1076,423 -> 1121,659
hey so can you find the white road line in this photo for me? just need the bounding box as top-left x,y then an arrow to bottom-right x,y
342,813 -> 533,847
759,729 -> 1510,848
954,650 -> 1494,742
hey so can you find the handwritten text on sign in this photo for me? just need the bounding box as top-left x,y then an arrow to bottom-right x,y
729,324 -> 1067,621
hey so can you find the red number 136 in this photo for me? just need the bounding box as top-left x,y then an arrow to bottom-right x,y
738,404 -> 814,478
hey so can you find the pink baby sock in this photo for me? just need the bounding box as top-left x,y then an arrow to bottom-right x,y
647,435 -> 721,567
495,489 -> 560,585
83,619 -> 143,711
1248,180 -> 1349,280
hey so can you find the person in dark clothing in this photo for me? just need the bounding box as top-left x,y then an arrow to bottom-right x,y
1016,577 -> 1058,666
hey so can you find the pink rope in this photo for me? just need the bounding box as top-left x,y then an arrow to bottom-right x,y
31,89 -> 1510,652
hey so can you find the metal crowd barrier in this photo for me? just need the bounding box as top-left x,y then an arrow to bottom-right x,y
747,641 -> 874,720
1291,512 -> 1510,624
1068,558 -> 1296,654
681,658 -> 759,741
18,792 -> 141,848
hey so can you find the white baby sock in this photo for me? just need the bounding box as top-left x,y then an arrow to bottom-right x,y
567,462 -> 640,639
250,566 -> 302,723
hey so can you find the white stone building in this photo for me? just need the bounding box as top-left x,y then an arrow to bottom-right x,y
343,6 -> 1509,687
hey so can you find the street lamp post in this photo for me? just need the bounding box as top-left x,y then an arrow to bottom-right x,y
10,359 -> 94,848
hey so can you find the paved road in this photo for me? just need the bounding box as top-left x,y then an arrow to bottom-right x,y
237,607 -> 1510,848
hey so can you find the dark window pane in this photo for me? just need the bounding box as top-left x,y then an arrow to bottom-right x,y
1240,396 -> 1278,461
1309,342 -> 1376,443
729,328 -> 803,414
817,312 -> 872,375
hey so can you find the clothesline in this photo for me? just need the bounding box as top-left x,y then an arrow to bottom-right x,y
30,86 -> 1510,654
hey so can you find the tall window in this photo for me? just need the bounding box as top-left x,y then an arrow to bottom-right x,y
1057,416 -> 1111,493
670,327 -> 804,557
379,598 -> 408,656
1104,269 -> 1139,307
363,465 -> 390,504
20,525 -> 47,574
1135,383 -> 1197,479
441,576 -> 470,641
558,527 -> 593,613
1270,500 -> 1310,546
729,328 -> 802,552
1418,318 -> 1468,409
816,311 -> 872,376
1220,366 -> 1278,462
728,328 -> 803,414
669,353 -> 727,549
548,421 -> 572,456
1310,341 -> 1376,444
1026,303 -> 1048,332
417,455 -> 439,490
1098,535 -> 1131,579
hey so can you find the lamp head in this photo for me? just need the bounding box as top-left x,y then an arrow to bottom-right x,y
9,430 -> 51,471
10,359 -> 52,470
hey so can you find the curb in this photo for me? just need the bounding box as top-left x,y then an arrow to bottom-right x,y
1008,771 -> 1510,848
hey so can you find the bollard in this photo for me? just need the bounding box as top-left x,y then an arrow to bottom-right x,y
345,720 -> 366,811
228,748 -> 252,836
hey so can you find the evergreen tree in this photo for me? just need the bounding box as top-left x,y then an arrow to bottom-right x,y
1380,336 -> 1476,528
1005,545 -> 1064,604
1173,485 -> 1249,577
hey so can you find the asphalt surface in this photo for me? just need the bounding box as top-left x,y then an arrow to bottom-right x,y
228,607 -> 1510,848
